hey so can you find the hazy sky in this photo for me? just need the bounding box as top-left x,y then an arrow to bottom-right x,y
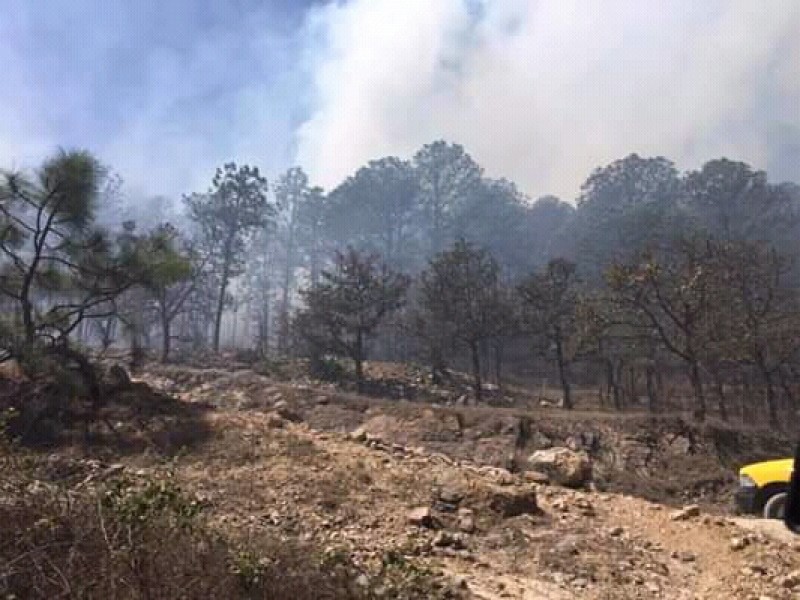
1,0 -> 799,202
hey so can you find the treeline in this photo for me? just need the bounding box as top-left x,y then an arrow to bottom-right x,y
2,144 -> 800,426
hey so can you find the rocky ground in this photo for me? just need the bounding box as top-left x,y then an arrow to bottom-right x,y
8,362 -> 800,599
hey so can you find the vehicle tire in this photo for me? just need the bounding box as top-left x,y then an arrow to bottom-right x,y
763,491 -> 788,519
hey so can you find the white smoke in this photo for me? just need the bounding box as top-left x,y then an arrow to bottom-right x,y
295,0 -> 800,199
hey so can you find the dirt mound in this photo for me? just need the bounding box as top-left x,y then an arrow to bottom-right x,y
139,363 -> 791,512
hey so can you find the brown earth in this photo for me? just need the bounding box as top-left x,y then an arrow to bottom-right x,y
6,362 -> 800,599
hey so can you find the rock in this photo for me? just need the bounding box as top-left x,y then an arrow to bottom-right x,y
780,570 -> 800,589
348,426 -> 367,442
574,497 -> 596,517
438,486 -> 465,505
528,447 -> 592,488
407,506 -> 437,529
487,485 -> 538,518
433,531 -> 465,549
669,504 -> 701,521
608,526 -> 624,537
523,470 -> 550,485
458,515 -> 476,533
730,536 -> 749,551
106,364 -> 131,388
265,412 -> 285,429
275,406 -> 303,423
314,395 -> 330,405
355,574 -> 370,588
571,577 -> 589,588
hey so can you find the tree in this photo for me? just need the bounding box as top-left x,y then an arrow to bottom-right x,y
413,141 -> 482,257
419,240 -> 506,401
518,259 -> 583,410
707,240 -> 800,426
295,248 -> 408,391
683,158 -> 798,244
327,157 -> 420,271
185,163 -> 273,352
297,186 -> 328,289
0,150 -> 138,350
139,224 -> 197,363
574,154 -> 683,279
452,178 -> 538,279
274,167 -> 309,354
606,240 -> 717,420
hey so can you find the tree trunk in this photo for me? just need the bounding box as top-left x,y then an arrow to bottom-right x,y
778,367 -> 799,425
354,330 -> 364,393
554,334 -> 572,410
606,359 -> 621,410
765,381 -> 778,428
615,361 -> 626,409
645,365 -> 658,413
212,255 -> 232,353
741,372 -> 751,424
161,312 -> 171,363
470,341 -> 482,403
493,340 -> 503,392
755,352 -> 778,427
689,360 -> 706,421
711,368 -> 728,422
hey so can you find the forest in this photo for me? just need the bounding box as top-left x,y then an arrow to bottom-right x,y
2,142 -> 800,427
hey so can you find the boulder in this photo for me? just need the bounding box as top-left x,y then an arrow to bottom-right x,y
528,447 -> 592,488
669,504 -> 700,521
407,506 -> 437,529
487,485 -> 538,518
106,364 -> 132,389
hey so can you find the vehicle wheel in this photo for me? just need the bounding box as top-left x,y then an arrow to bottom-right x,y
763,491 -> 788,519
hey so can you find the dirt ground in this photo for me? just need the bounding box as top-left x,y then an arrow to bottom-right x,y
8,362 -> 800,599
103,363 -> 798,599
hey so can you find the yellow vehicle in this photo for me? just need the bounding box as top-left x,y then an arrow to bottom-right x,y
736,458 -> 794,519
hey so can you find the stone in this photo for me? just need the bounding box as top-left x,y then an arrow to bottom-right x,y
487,485 -> 538,518
438,486 -> 465,505
407,506 -> 437,529
106,364 -> 131,388
458,515 -> 477,533
265,412 -> 285,429
433,531 -> 465,549
780,570 -> 800,589
349,426 -> 368,442
275,406 -> 303,423
669,505 -> 700,521
523,470 -> 550,485
609,526 -> 624,537
730,537 -> 749,551
528,447 -> 592,488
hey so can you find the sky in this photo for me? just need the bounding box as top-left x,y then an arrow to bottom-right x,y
1,0 -> 799,203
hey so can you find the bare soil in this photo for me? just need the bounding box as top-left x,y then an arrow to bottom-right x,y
7,362 -> 800,599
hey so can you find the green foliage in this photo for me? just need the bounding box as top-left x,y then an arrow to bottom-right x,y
420,239 -> 509,399
420,239 -> 506,347
101,474 -> 203,529
296,248 -> 409,386
311,356 -> 348,382
186,162 -> 275,351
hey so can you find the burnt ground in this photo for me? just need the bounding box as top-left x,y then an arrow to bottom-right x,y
5,361 -> 799,599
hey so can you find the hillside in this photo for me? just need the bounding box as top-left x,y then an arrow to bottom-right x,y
2,363 -> 799,599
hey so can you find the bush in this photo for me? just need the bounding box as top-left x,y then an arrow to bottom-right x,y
0,454 -> 455,599
311,356 -> 348,383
